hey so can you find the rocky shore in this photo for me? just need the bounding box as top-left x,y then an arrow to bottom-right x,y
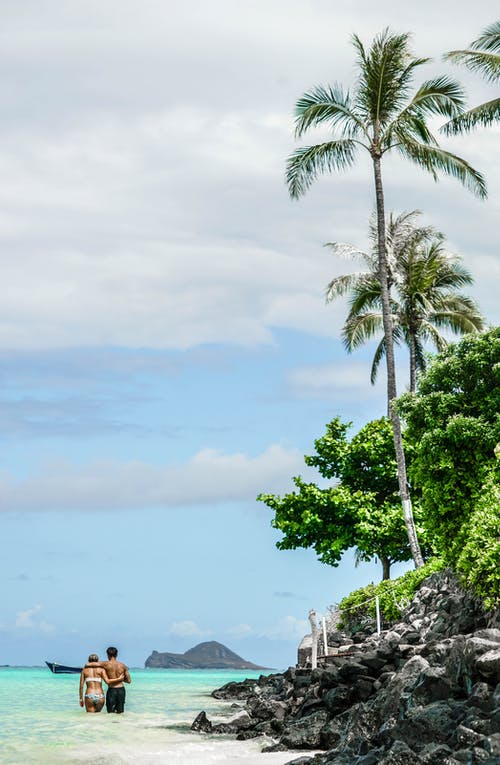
191,571 -> 500,764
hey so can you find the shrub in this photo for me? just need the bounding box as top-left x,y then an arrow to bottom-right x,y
455,473 -> 500,611
338,557 -> 445,631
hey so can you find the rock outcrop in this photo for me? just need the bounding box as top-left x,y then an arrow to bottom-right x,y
145,640 -> 266,669
191,571 -> 500,764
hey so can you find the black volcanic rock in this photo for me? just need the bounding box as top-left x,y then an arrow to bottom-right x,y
191,571 -> 500,764
145,640 -> 266,669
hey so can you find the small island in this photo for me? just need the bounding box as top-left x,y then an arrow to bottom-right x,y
145,641 -> 267,670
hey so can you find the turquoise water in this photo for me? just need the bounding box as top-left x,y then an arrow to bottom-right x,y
1,667 -> 296,764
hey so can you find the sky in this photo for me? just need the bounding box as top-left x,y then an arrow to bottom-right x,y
1,0 -> 499,670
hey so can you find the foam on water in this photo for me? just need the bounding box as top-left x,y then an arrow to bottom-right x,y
1,667 -> 296,764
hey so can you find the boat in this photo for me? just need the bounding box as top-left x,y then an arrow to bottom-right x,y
45,661 -> 82,674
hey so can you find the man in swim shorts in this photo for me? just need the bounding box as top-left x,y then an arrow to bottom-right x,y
86,645 -> 131,713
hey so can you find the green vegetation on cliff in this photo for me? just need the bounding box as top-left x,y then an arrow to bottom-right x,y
338,557 -> 445,629
399,328 -> 500,608
339,329 -> 500,620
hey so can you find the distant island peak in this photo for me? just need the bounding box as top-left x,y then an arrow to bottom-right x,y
145,640 -> 266,669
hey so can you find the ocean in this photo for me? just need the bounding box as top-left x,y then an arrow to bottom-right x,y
1,666 -> 298,764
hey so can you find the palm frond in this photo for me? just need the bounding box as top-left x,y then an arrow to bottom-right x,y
370,337 -> 386,384
417,321 -> 448,352
367,325 -> 404,383
429,258 -> 474,289
442,97 -> 500,134
386,210 -> 423,239
343,311 -> 385,351
325,272 -> 368,302
385,112 -> 439,150
351,33 -> 368,68
442,23 -> 500,135
286,140 -> 357,199
353,29 -> 418,124
332,206 -> 483,387
471,20 -> 500,52
403,76 -> 466,117
429,302 -> 485,333
444,49 -> 500,82
346,277 -> 383,314
395,56 -> 432,93
385,210 -> 437,269
395,137 -> 487,198
324,242 -> 368,261
413,337 -> 427,373
294,85 -> 366,139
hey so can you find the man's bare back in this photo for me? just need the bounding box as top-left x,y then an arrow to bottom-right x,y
101,657 -> 131,688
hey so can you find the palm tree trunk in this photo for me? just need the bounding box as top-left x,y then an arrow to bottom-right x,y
409,332 -> 417,393
372,155 -> 424,568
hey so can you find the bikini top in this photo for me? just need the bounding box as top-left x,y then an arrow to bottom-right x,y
85,676 -> 102,684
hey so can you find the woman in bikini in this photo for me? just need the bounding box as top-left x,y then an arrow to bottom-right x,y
79,653 -> 123,713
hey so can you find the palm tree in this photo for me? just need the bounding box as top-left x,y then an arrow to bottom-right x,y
286,29 -> 487,569
326,211 -> 485,392
443,21 -> 500,134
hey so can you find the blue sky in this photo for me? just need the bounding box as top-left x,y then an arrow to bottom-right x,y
1,0 -> 499,669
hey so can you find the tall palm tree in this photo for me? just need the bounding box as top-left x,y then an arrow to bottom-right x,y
443,21 -> 500,134
326,211 -> 485,392
286,29 -> 487,569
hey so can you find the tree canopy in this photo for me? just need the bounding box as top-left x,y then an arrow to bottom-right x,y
399,328 -> 500,562
259,418 -> 425,580
326,211 -> 484,392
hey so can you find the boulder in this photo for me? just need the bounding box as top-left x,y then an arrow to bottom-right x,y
476,650 -> 500,683
388,700 -> 467,749
378,741 -> 425,764
323,685 -> 355,714
191,711 -> 212,732
280,709 -> 330,749
212,678 -> 258,700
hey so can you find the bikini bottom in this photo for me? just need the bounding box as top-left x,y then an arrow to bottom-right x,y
85,693 -> 105,709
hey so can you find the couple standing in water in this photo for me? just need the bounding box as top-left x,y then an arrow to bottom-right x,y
79,646 -> 131,713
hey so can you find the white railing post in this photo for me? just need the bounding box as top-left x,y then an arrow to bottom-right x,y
308,609 -> 318,669
322,616 -> 328,657
375,595 -> 381,636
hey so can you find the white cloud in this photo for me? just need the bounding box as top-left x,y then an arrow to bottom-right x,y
226,623 -> 253,638
287,355 -> 419,402
0,2 -> 497,353
0,443 -> 303,512
258,615 -> 309,641
169,620 -> 211,638
287,360 -> 384,400
224,615 -> 310,641
15,604 -> 42,628
14,603 -> 55,633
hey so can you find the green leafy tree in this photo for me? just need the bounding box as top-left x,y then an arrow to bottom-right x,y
326,211 -> 484,392
399,328 -> 500,567
286,28 -> 486,569
258,418 -> 425,580
444,21 -> 500,134
455,472 -> 500,610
